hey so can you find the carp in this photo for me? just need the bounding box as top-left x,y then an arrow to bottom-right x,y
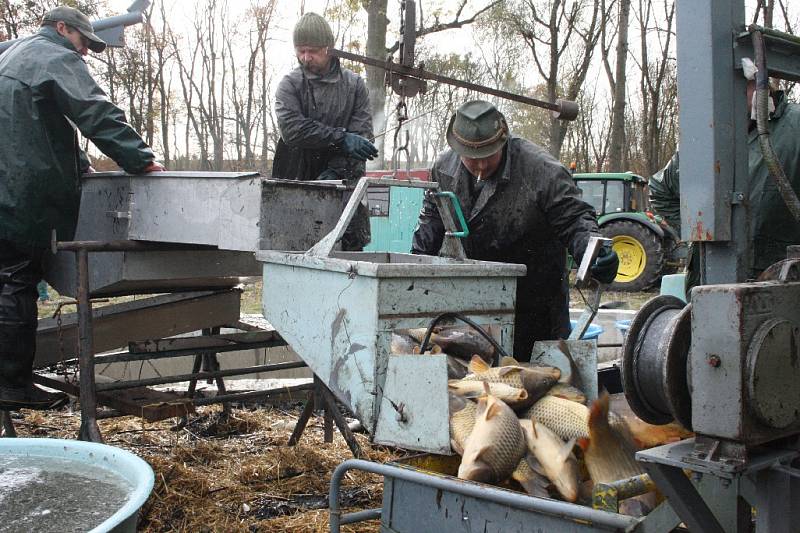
519,418 -> 580,502
448,379 -> 529,408
522,395 -> 590,440
580,393 -> 643,485
462,356 -> 560,405
511,455 -> 550,498
448,393 -> 477,455
406,327 -> 495,362
457,384 -> 526,483
548,383 -> 587,405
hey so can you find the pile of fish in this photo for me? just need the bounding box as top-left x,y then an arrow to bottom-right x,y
448,355 -> 691,514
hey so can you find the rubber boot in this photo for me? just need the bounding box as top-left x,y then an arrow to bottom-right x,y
0,325 -> 68,411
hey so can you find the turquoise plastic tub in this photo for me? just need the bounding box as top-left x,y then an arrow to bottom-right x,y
0,438 -> 154,532
616,319 -> 632,338
570,320 -> 604,340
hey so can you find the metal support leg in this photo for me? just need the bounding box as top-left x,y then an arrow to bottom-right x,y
753,467 -> 795,533
287,376 -> 362,458
319,383 -> 362,459
76,249 -> 102,443
203,327 -> 230,416
639,462 -> 725,533
287,389 -> 315,446
1,411 -> 16,438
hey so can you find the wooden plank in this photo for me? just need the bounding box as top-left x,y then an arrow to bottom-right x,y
34,374 -> 195,423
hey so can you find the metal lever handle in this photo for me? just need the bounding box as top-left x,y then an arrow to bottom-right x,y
435,192 -> 469,238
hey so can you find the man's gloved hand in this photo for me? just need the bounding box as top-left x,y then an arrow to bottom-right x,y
591,245 -> 619,284
143,161 -> 166,172
316,168 -> 340,181
341,133 -> 378,161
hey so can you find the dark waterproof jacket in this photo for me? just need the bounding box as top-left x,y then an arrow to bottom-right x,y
0,27 -> 155,249
650,92 -> 800,276
412,137 -> 599,338
273,57 -> 373,181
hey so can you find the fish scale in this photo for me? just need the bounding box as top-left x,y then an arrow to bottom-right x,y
449,395 -> 477,454
461,356 -> 560,405
522,395 -> 590,440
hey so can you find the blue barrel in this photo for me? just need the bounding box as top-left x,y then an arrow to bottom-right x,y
570,320 -> 604,340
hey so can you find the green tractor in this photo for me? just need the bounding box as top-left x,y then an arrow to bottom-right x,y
573,172 -> 684,291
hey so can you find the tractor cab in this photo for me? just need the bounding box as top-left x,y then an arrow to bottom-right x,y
573,172 -> 681,291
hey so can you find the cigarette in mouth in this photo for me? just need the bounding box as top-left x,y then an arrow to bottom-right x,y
477,171 -> 483,181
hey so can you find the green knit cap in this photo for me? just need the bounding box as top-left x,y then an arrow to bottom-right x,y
293,12 -> 334,48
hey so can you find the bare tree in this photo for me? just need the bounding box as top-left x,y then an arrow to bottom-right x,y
505,0 -> 605,158
601,0 -> 630,171
632,0 -> 677,175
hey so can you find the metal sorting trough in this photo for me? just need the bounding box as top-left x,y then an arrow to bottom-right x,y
46,172 -> 352,296
258,178 -> 527,453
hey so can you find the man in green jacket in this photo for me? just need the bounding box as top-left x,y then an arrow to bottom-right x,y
0,6 -> 165,410
650,84 -> 800,290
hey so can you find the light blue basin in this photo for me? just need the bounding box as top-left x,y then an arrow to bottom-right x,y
0,438 -> 154,532
615,319 -> 632,338
569,319 -> 604,340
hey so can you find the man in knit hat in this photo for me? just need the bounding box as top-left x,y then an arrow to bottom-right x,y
0,6 -> 165,410
412,101 -> 618,360
273,12 -> 377,249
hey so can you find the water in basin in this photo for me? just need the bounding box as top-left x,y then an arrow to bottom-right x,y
0,455 -> 134,533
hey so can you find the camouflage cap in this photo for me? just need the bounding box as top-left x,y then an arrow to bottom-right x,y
446,100 -> 509,159
293,12 -> 334,48
42,6 -> 106,53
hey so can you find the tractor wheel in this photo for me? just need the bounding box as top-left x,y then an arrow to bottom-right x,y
600,220 -> 664,291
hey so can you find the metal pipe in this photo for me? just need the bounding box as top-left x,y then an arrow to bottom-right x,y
593,474 -> 655,513
330,49 -> 579,120
191,383 -> 314,406
95,361 -> 309,391
339,508 -> 382,525
328,459 -> 639,532
77,249 -> 103,443
751,28 -> 800,222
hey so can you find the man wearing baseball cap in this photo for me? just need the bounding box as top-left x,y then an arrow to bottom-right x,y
0,6 -> 165,410
412,100 -> 618,360
272,12 -> 376,250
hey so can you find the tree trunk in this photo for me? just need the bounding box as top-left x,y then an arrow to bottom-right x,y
364,0 -> 389,168
608,0 -> 629,171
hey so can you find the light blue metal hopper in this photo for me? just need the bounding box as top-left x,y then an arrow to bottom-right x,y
257,177 -> 526,453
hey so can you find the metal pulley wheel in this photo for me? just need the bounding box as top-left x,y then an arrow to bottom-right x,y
621,295 -> 693,429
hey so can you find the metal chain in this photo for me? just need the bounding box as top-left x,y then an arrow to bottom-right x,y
391,99 -> 411,176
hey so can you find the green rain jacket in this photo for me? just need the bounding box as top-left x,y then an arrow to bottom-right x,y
649,91 -> 800,278
0,27 -> 155,249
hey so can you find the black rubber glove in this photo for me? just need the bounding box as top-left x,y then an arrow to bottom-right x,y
316,168 -> 340,181
590,244 -> 619,284
341,133 -> 378,161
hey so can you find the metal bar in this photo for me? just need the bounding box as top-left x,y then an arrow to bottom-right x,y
191,383 -> 314,406
287,390 -> 316,446
95,361 -> 309,391
54,239 -> 212,253
329,459 -> 640,533
324,403 -> 334,443
593,474 -> 655,513
339,508 -> 381,525
94,339 -> 289,364
639,462 -> 725,533
330,49 -> 572,116
76,249 -> 103,443
748,24 -> 800,46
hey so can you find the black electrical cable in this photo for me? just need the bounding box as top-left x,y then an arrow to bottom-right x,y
418,312 -> 510,366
